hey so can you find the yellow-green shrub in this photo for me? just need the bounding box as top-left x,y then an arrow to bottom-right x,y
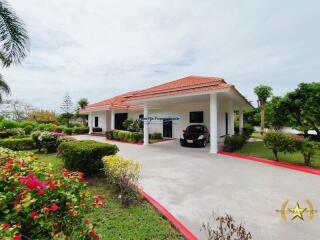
102,155 -> 141,206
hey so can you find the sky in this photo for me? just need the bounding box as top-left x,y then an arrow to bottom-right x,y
3,0 -> 320,111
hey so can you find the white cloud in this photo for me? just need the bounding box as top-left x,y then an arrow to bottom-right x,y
3,0 -> 320,110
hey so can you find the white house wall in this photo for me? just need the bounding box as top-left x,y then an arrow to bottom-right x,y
91,111 -> 107,132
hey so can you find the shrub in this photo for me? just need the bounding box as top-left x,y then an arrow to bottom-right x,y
103,155 -> 141,206
23,125 -> 34,135
18,120 -> 38,129
0,119 -> 18,129
123,118 -> 140,132
63,127 -> 73,135
5,128 -> 25,137
106,130 -> 114,139
73,126 -> 89,134
150,132 -> 162,139
37,123 -> 58,132
242,123 -> 254,139
38,132 -> 58,153
202,212 -> 252,240
31,131 -> 42,151
298,139 -> 319,166
223,135 -> 246,152
0,137 -> 35,150
0,147 -> 104,239
58,140 -> 119,176
264,132 -> 299,160
53,125 -> 64,133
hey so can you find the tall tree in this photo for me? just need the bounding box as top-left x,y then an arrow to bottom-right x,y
254,85 -> 273,133
279,82 -> 320,138
60,93 -> 73,125
0,1 -> 29,101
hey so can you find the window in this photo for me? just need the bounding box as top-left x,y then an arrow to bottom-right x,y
189,111 -> 203,123
139,114 -> 144,129
94,116 -> 99,127
225,113 -> 228,135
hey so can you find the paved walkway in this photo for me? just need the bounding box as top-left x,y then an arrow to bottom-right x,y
74,135 -> 320,240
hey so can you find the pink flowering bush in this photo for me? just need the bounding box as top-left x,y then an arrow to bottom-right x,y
0,147 -> 104,239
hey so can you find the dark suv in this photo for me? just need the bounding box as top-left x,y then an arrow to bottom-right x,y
180,125 -> 210,147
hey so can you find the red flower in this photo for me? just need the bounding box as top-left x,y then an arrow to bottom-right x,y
1,223 -> 10,229
13,234 -> 22,240
88,225 -> 100,240
31,211 -> 39,219
49,203 -> 59,212
37,189 -> 45,195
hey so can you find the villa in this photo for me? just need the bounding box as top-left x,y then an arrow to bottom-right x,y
80,75 -> 252,153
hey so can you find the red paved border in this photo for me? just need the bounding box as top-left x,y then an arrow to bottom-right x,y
143,191 -> 198,240
218,150 -> 320,176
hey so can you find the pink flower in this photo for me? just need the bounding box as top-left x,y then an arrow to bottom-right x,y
49,203 -> 59,212
19,173 -> 46,190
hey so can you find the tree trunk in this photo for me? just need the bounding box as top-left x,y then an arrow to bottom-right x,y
273,150 -> 278,161
304,153 -> 311,166
260,102 -> 265,134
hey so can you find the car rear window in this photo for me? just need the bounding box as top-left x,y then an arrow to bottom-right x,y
186,125 -> 203,133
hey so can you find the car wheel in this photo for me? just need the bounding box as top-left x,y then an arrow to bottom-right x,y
203,139 -> 207,147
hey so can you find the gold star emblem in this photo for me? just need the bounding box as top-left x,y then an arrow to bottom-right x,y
289,202 -> 307,221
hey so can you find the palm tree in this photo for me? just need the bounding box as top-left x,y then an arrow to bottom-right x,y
254,85 -> 273,134
77,98 -> 89,125
77,98 -> 89,110
0,0 -> 29,101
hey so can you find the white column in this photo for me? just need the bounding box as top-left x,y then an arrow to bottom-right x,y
239,110 -> 244,135
111,109 -> 115,130
88,112 -> 93,134
143,103 -> 149,146
228,100 -> 235,136
210,93 -> 218,154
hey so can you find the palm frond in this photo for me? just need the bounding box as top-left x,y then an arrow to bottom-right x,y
0,73 -> 10,94
0,0 -> 29,67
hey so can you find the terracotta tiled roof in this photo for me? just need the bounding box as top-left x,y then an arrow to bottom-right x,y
81,75 -> 233,113
80,91 -> 143,113
126,75 -> 232,101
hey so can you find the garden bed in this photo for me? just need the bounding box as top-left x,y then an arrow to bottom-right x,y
234,141 -> 320,169
32,151 -> 184,239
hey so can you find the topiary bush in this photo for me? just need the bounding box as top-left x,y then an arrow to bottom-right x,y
264,132 -> 299,160
37,123 -> 58,132
58,140 -> 119,176
223,135 -> 246,152
0,138 -> 35,150
106,130 -> 113,139
0,147 -> 104,239
102,155 -> 141,206
63,127 -> 73,135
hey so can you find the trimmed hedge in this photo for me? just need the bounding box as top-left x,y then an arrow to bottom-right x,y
223,135 -> 246,152
63,127 -> 73,135
110,130 -> 143,142
150,132 -> 162,139
73,126 -> 89,134
58,140 -> 119,175
0,137 -> 35,150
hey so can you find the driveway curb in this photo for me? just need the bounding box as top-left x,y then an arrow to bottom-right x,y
143,191 -> 198,240
218,150 -> 320,175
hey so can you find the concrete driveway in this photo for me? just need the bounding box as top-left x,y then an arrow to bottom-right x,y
74,135 -> 320,240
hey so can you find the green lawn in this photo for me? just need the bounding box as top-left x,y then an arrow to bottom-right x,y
235,141 -> 320,168
32,151 -> 183,240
